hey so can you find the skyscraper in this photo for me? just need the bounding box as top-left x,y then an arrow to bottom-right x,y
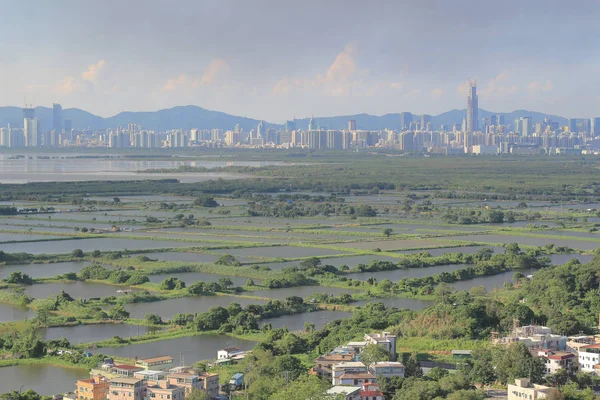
348,120 -> 356,131
53,103 -> 63,134
256,121 -> 264,138
285,120 -> 296,132
24,118 -> 40,147
308,116 -> 317,131
568,119 -> 578,134
421,114 -> 432,131
400,112 -> 413,131
466,79 -> 478,132
22,107 -> 35,120
591,118 -> 600,137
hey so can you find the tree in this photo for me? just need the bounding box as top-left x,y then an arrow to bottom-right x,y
217,277 -> 234,290
470,348 -> 496,386
5,271 -> 33,285
113,197 -> 121,204
404,353 -> 423,378
145,313 -> 163,325
383,228 -> 393,237
426,367 -> 449,381
184,389 -> 212,400
299,257 -> 321,269
215,254 -> 240,266
160,277 -> 185,290
108,304 -> 130,320
360,344 -> 392,366
194,196 -> 218,207
188,281 -> 206,295
72,249 -> 84,258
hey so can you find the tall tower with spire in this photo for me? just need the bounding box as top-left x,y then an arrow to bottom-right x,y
466,79 -> 478,132
308,116 -> 317,131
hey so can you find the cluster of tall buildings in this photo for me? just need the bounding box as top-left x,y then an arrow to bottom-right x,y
0,104 -> 73,148
3,89 -> 600,154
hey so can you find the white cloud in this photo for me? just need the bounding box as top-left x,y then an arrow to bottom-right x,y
164,74 -> 188,91
200,59 -> 230,85
81,60 -> 106,83
430,87 -> 443,99
55,76 -> 81,95
272,42 -> 367,97
479,71 -> 518,97
164,59 -> 230,91
527,80 -> 553,93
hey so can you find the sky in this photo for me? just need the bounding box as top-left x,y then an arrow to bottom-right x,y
2,0 -> 600,122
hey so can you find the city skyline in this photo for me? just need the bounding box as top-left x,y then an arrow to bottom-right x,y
1,1 -> 600,121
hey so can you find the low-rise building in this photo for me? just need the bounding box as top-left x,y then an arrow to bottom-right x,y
135,355 -> 174,371
217,347 -> 247,360
133,370 -> 168,382
76,375 -> 110,400
537,350 -> 575,375
327,386 -> 361,400
364,332 -> 397,361
197,372 -> 219,398
332,362 -> 367,385
507,378 -> 551,400
111,364 -> 145,377
108,377 -> 147,400
369,362 -> 405,378
313,353 -> 355,378
146,381 -> 185,400
360,382 -> 384,400
579,344 -> 600,373
338,372 -> 376,387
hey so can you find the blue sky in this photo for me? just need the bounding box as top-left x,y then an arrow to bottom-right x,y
1,0 -> 599,122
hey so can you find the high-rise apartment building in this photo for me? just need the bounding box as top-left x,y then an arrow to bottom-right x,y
348,120 -> 356,131
24,118 -> 40,147
421,115 -> 432,131
285,120 -> 296,132
53,103 -> 63,134
400,112 -> 413,131
466,80 -> 478,132
591,118 -> 600,137
568,119 -> 578,134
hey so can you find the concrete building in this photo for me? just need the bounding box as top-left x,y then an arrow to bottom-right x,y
348,120 -> 357,131
53,103 -> 63,134
507,378 -> 551,400
368,361 -> 405,378
108,377 -> 147,400
364,332 -> 397,361
24,117 -> 40,147
578,344 -> 600,372
146,380 -> 185,400
135,355 -> 174,371
360,383 -> 384,400
327,386 -> 361,400
76,375 -> 110,400
313,353 -> 355,379
400,112 -> 413,131
471,144 -> 498,155
332,361 -> 367,385
466,80 -> 478,132
537,350 -> 575,375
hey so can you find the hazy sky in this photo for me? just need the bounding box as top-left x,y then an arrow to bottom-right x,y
2,0 -> 599,122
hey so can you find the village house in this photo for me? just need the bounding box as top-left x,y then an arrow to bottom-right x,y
135,355 -> 174,371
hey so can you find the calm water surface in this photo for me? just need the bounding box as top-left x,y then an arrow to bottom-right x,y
0,364 -> 88,395
42,323 -> 160,344
96,334 -> 256,362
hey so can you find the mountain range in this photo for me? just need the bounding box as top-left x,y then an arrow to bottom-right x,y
0,105 -> 570,132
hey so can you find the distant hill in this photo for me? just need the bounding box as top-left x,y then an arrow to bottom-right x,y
0,105 -> 569,132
